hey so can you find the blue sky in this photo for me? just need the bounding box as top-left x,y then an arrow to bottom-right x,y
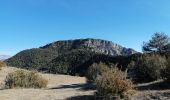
1,0 -> 170,55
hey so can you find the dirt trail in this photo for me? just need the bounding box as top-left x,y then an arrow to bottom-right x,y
0,67 -> 95,100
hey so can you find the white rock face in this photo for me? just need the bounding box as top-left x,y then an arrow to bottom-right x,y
41,38 -> 137,56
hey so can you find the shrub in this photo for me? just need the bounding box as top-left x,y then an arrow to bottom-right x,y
5,70 -> 48,88
128,54 -> 167,82
162,58 -> 170,81
86,62 -> 110,81
95,65 -> 135,99
0,61 -> 6,70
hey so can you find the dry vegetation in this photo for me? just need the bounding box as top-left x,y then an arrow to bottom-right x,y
5,70 -> 48,89
1,33 -> 170,99
95,66 -> 135,99
0,61 -> 6,70
86,63 -> 109,81
1,62 -> 170,100
0,67 -> 95,100
87,63 -> 135,99
128,54 -> 167,82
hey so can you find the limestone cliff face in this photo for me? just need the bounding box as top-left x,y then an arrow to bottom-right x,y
41,38 -> 137,56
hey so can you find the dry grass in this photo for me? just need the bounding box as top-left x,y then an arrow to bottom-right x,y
0,67 -> 95,100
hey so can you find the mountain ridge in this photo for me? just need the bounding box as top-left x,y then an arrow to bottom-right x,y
6,38 -> 137,74
40,38 -> 137,56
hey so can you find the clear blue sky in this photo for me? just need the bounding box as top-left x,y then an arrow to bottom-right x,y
1,0 -> 170,55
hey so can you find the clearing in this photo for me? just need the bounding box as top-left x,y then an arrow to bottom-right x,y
1,67 -> 170,100
0,67 -> 95,100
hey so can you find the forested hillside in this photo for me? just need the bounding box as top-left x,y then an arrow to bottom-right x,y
6,38 -> 137,75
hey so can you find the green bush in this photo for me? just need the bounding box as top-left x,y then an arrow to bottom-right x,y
5,70 -> 48,88
162,58 -> 170,81
95,65 -> 135,99
128,54 -> 167,82
0,61 -> 7,70
86,62 -> 110,81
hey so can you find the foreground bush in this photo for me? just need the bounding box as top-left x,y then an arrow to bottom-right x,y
86,63 -> 110,81
0,61 -> 6,70
162,58 -> 170,82
95,65 -> 135,99
128,54 -> 167,82
5,70 -> 48,88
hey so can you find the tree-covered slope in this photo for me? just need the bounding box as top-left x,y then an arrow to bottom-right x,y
6,38 -> 137,74
48,49 -> 140,76
6,48 -> 58,70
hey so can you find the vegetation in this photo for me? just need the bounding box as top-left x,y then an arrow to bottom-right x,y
162,58 -> 170,81
5,70 -> 48,88
0,61 -> 6,70
49,49 -> 96,75
6,39 -> 137,76
6,46 -> 140,78
86,62 -> 111,81
143,32 -> 170,53
7,47 -> 133,76
3,33 -> 170,99
5,33 -> 170,85
128,54 -> 167,82
6,48 -> 58,71
49,50 -> 140,76
95,64 -> 135,99
139,32 -> 170,82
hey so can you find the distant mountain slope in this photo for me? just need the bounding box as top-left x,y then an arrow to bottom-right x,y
0,55 -> 11,61
48,49 -> 139,76
6,38 -> 137,74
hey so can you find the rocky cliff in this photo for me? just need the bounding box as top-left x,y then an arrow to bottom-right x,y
41,38 -> 137,56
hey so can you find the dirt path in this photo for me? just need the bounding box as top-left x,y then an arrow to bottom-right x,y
132,80 -> 170,100
131,90 -> 170,100
0,67 -> 95,100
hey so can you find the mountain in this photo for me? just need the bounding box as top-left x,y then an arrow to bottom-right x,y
6,38 -> 137,74
0,55 -> 11,61
41,38 -> 137,56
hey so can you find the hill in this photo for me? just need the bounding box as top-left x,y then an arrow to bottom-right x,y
40,38 -> 136,56
6,38 -> 137,75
